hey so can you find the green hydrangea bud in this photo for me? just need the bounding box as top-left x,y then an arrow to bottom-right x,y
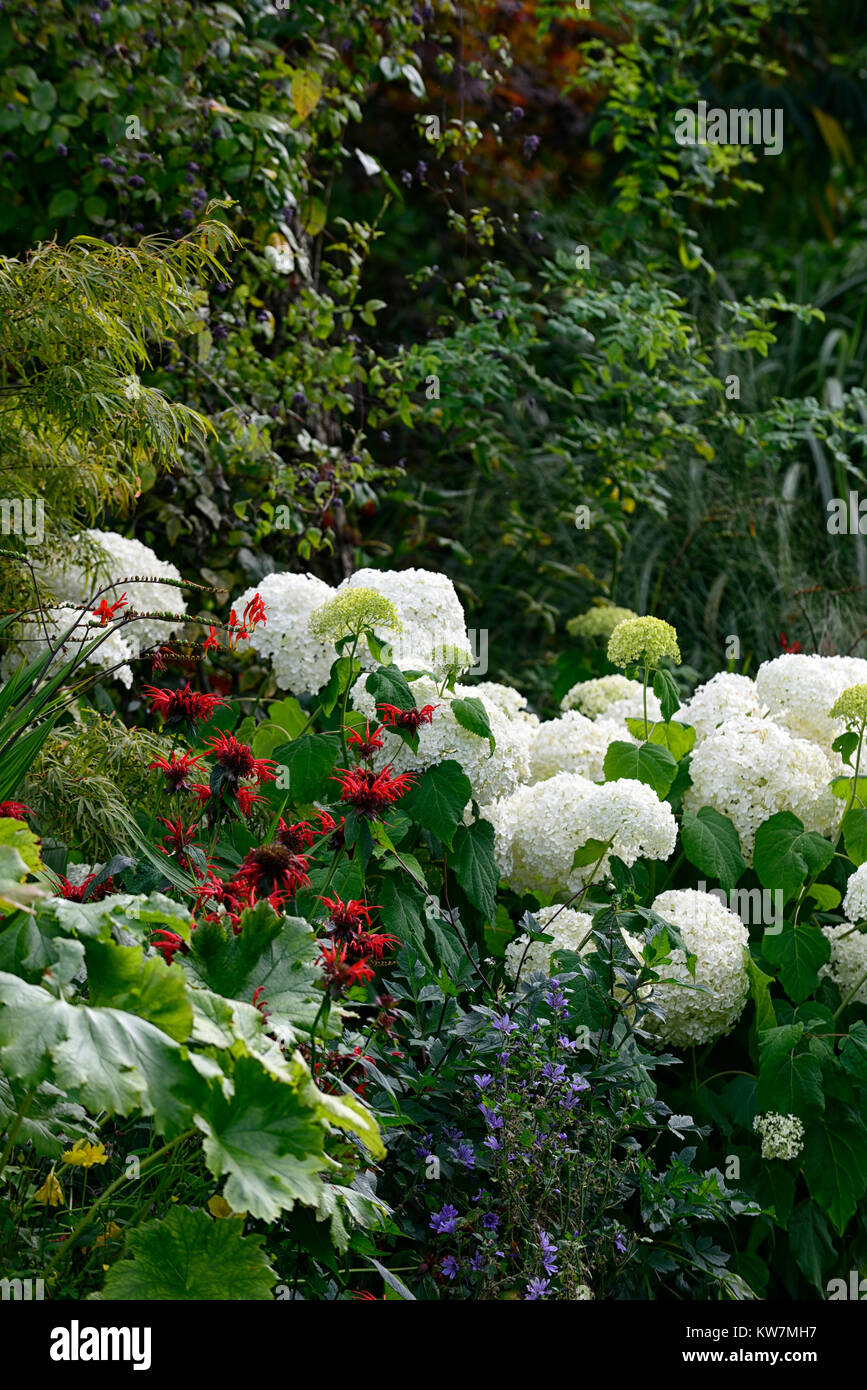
607,616 -> 681,669
830,684 -> 867,725
309,587 -> 401,644
566,604 -> 638,641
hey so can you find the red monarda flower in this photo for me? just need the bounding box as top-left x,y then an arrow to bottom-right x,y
236,785 -> 268,817
143,683 -> 229,725
158,816 -> 205,874
276,819 -> 316,853
378,703 -> 438,732
313,810 -> 346,851
333,764 -> 415,818
320,896 -> 378,932
149,751 -> 205,793
347,722 -> 385,760
204,732 -> 277,786
0,800 -> 31,819
151,928 -> 188,965
235,842 -> 310,897
92,592 -> 128,625
55,874 -> 111,903
318,941 -> 376,995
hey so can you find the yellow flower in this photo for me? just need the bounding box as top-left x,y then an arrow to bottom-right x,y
34,1168 -> 65,1207
61,1140 -> 108,1169
207,1194 -> 236,1219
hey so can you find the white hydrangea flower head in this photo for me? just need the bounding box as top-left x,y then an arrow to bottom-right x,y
755,653 -> 867,751
352,674 -> 533,805
843,863 -> 867,924
481,772 -> 675,898
684,715 -> 840,860
581,778 -> 678,872
679,672 -> 764,743
231,571 -> 335,695
753,1112 -> 805,1162
481,772 -> 599,897
529,712 -> 632,784
820,923 -> 867,1005
4,529 -> 186,688
338,568 -> 473,678
463,681 -> 539,726
560,674 -> 661,725
639,888 -> 750,1048
504,904 -> 595,979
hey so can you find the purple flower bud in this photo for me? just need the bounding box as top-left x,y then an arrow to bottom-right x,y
56,143 -> 69,157
128,174 -> 145,189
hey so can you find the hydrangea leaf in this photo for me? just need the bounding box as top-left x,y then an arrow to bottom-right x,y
757,1023 -> 824,1119
102,1205 -> 276,1301
652,667 -> 681,721
802,1116 -> 867,1235
839,1020 -> 867,1086
399,759 -> 472,849
753,812 -> 834,902
745,952 -> 777,1033
788,1200 -> 836,1290
365,663 -> 416,712
680,806 -> 746,893
451,819 -> 498,918
841,807 -> 867,867
625,718 -> 695,760
602,740 -> 677,797
195,1054 -> 329,1221
451,697 -> 495,753
762,921 -> 830,1005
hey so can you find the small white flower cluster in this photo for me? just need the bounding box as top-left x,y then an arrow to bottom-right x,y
561,673 -> 661,726
684,714 -> 840,860
482,772 -> 676,898
232,571 -> 335,695
4,529 -> 186,689
820,923 -> 867,1006
338,567 -> 474,677
529,711 -> 630,784
679,672 -> 764,743
753,1112 -> 805,1162
755,653 -> 867,752
504,904 -> 595,979
637,888 -> 750,1048
353,674 -> 534,805
843,862 -> 867,924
